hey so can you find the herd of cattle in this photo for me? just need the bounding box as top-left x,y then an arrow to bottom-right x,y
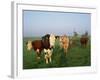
26,33 -> 89,64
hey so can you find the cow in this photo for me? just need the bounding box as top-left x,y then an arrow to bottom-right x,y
26,34 -> 55,63
44,49 -> 52,64
59,35 -> 69,55
26,38 -> 51,59
80,35 -> 88,47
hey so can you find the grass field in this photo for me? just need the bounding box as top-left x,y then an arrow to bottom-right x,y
23,37 -> 91,69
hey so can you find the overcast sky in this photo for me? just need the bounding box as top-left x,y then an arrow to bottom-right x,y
23,10 -> 91,37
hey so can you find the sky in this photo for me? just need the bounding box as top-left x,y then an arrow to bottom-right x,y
23,10 -> 91,37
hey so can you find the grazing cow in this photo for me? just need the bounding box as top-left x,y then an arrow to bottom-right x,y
59,35 -> 69,54
26,38 -> 50,60
49,34 -> 56,48
44,49 -> 52,64
80,35 -> 88,47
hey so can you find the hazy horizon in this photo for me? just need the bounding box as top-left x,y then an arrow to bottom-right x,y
23,10 -> 91,37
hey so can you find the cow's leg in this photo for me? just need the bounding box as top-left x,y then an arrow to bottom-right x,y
37,54 -> 40,59
63,45 -> 67,55
46,58 -> 48,64
36,49 -> 40,59
49,57 -> 51,63
49,52 -> 52,63
85,41 -> 88,47
45,54 -> 48,64
64,48 -> 67,55
65,43 -> 69,54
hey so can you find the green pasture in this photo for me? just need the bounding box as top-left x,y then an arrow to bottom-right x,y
23,37 -> 91,69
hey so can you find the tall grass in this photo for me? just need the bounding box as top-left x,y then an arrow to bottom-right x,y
23,37 -> 91,69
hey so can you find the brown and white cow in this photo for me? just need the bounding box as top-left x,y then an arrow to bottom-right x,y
26,34 -> 56,63
26,38 -> 50,60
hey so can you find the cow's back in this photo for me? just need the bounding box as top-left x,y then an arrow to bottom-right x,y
32,40 -> 43,51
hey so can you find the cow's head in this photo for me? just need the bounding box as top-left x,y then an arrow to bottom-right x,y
60,35 -> 69,43
26,40 -> 32,51
44,49 -> 52,57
